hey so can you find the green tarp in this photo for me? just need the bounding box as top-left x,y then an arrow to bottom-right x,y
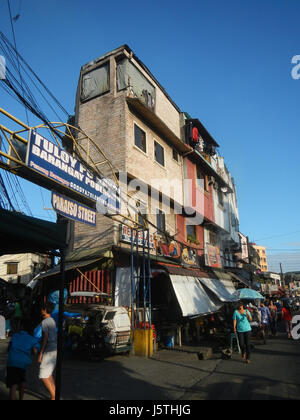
0,209 -> 67,255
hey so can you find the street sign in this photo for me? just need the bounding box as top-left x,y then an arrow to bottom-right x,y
51,192 -> 97,226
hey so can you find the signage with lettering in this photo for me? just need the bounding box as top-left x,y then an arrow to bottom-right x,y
52,192 -> 97,226
119,225 -> 154,249
26,131 -> 121,214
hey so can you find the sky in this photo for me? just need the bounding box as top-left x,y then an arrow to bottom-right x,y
0,0 -> 300,273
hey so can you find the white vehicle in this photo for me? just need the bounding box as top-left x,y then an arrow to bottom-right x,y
67,292 -> 131,355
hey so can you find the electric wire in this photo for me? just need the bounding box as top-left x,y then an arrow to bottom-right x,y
6,0 -> 29,125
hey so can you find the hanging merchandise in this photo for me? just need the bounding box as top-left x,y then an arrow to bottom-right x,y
198,136 -> 204,152
192,127 -> 199,143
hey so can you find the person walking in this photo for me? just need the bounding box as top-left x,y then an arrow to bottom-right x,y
269,301 -> 278,336
260,302 -> 271,338
38,302 -> 57,400
282,304 -> 293,339
233,302 -> 253,364
6,319 -> 40,400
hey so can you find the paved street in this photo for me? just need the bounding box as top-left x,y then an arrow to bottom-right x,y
0,328 -> 300,401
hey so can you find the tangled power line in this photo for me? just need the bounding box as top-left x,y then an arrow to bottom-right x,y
0,1 -> 71,218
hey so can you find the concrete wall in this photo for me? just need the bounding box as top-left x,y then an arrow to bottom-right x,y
0,253 -> 47,284
73,46 -> 185,252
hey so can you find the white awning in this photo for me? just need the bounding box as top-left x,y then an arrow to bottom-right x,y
220,279 -> 237,297
169,275 -> 222,317
199,277 -> 238,303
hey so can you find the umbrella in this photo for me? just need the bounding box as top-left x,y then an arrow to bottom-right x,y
232,288 -> 264,300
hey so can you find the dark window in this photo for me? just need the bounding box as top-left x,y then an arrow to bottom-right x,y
209,231 -> 217,246
134,124 -> 146,153
172,148 -> 179,162
136,200 -> 147,227
156,210 -> 166,232
154,141 -> 165,166
196,167 -> 205,189
218,189 -> 224,206
186,224 -> 196,240
6,262 -> 18,275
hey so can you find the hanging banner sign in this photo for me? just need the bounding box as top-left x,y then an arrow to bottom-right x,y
205,244 -> 222,269
119,225 -> 154,249
26,131 -> 121,214
181,245 -> 199,266
51,192 -> 97,226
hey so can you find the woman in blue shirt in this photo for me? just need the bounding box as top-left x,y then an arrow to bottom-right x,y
233,303 -> 253,364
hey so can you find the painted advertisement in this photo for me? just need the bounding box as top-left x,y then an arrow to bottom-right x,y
205,244 -> 222,268
181,245 -> 199,266
157,241 -> 181,259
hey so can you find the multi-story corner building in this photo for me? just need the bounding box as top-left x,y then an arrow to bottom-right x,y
249,243 -> 268,272
63,45 -> 242,345
72,45 -> 240,271
0,253 -> 50,284
73,45 -> 190,257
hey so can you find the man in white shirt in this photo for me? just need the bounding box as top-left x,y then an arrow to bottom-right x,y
38,303 -> 57,401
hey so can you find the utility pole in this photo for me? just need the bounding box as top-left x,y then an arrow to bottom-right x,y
280,263 -> 285,287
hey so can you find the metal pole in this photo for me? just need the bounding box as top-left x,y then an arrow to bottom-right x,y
147,228 -> 152,327
280,263 -> 285,287
130,227 -> 135,355
142,228 -> 146,329
135,228 -> 139,327
55,247 -> 66,401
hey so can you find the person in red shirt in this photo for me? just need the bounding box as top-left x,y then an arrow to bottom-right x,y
281,304 -> 293,339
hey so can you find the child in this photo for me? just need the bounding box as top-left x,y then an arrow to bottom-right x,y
6,319 -> 40,400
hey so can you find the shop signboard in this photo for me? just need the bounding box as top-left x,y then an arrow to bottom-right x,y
26,130 -> 121,214
157,241 -> 181,260
205,244 -> 222,269
181,245 -> 199,266
51,192 -> 97,226
239,232 -> 249,262
119,224 -> 154,249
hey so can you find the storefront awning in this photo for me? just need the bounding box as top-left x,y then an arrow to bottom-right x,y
169,275 -> 222,317
0,208 -> 67,255
27,258 -> 103,289
198,277 -> 238,303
